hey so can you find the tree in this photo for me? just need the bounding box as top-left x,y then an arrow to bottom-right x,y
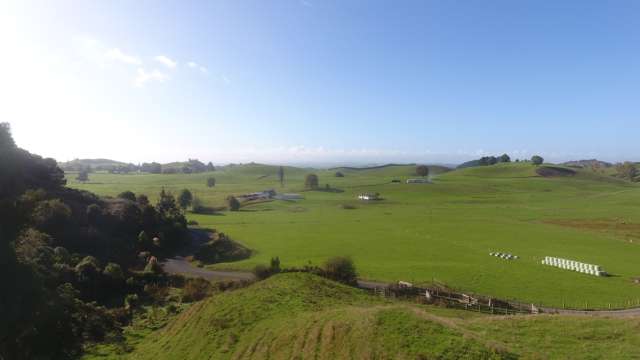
226,195 -> 240,211
323,256 -> 357,285
416,165 -> 429,177
335,171 -> 344,177
177,189 -> 193,211
270,256 -> 281,274
206,177 -> 216,187
304,174 -> 319,189
76,169 -> 89,183
206,162 -> 215,172
117,191 -> 136,202
616,162 -> 638,181
136,194 -> 150,207
499,154 -> 511,163
86,203 -> 101,225
102,262 -> 124,281
278,166 -> 285,187
156,188 -> 177,214
531,155 -> 544,166
137,230 -> 152,249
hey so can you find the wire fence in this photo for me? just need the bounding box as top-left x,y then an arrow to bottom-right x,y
363,283 -> 640,314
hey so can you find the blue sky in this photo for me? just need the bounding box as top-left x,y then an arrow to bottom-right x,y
2,0 -> 639,165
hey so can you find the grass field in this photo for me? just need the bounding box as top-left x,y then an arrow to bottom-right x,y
67,162 -> 640,308
83,273 -> 640,359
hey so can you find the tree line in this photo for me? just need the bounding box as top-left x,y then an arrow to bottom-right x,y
0,123 -> 192,359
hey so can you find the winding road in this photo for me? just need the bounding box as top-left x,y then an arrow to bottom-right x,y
163,230 -> 640,317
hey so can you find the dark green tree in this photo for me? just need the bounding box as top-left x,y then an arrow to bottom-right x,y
206,177 -> 216,187
178,189 -> 193,210
416,165 -> 429,177
499,154 -> 511,163
304,174 -> 319,189
117,191 -> 136,202
323,256 -> 357,285
278,166 -> 285,187
226,195 -> 240,211
531,155 -> 544,165
76,169 -> 89,182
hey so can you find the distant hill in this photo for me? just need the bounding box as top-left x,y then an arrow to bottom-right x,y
328,163 -> 416,171
58,158 -> 131,171
329,164 -> 452,176
562,159 -> 613,168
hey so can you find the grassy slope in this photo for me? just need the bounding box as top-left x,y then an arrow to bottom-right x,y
107,273 -> 640,360
67,163 -> 640,308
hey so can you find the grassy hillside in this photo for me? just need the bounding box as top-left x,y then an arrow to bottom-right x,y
58,158 -> 130,170
67,163 -> 640,308
87,273 -> 640,359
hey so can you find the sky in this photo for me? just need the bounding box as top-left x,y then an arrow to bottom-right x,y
1,0 -> 639,166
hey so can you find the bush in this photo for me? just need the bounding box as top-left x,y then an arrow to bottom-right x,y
253,264 -> 272,280
416,165 -> 429,177
226,196 -> 240,211
206,177 -> 216,187
103,262 -> 124,281
117,191 -> 136,202
323,256 -> 357,285
335,171 -> 344,177
340,204 -> 357,210
531,155 -> 544,166
182,278 -> 213,302
304,174 -> 319,189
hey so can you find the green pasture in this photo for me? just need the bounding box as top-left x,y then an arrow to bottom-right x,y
67,163 -> 640,308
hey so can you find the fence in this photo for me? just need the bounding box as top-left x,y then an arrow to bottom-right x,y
368,284 -> 537,315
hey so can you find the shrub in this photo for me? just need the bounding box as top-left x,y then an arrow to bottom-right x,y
136,194 -> 150,206
226,196 -> 240,211
117,191 -> 136,202
304,174 -> 319,189
323,256 -> 357,285
182,278 -> 213,302
206,177 -> 216,187
253,264 -> 272,280
335,171 -> 344,177
103,262 -> 124,281
177,189 -> 193,210
270,256 -> 281,274
531,155 -> 544,166
416,165 -> 429,177
341,204 -> 357,210
124,294 -> 139,311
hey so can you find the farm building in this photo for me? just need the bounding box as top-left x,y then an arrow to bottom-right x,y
406,178 -> 431,184
358,192 -> 380,201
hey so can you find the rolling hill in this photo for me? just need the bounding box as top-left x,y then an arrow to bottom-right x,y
86,273 -> 640,359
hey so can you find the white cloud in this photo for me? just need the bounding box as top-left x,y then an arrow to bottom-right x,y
187,61 -> 208,74
134,68 -> 168,87
154,55 -> 177,69
105,48 -> 141,65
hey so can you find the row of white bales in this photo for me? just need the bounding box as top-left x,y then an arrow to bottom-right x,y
541,256 -> 607,276
490,253 -> 608,277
